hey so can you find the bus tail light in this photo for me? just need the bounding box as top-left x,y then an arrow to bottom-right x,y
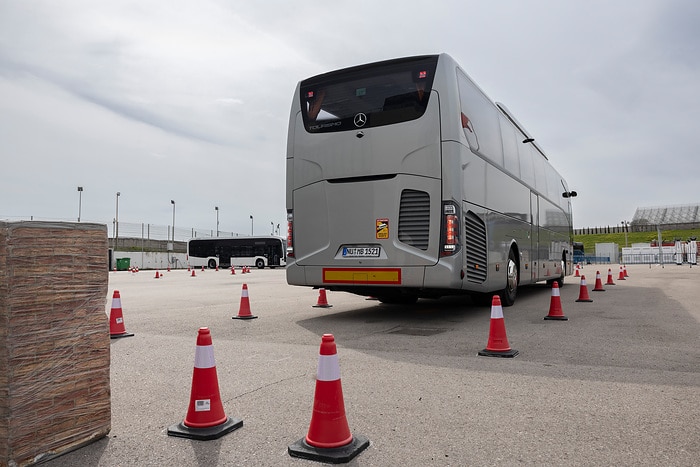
286,211 -> 294,258
440,202 -> 460,257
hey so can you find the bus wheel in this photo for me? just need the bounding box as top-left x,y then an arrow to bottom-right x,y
208,259 -> 217,269
255,259 -> 265,269
500,249 -> 518,307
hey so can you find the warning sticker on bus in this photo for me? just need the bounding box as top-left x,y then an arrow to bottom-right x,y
376,219 -> 389,239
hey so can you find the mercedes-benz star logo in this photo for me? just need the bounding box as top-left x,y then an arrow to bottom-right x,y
353,113 -> 367,128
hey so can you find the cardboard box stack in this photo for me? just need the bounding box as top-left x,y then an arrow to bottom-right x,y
0,221 -> 111,466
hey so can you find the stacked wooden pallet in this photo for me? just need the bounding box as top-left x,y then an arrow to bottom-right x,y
0,221 -> 111,466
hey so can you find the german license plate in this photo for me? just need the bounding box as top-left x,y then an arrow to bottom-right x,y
342,246 -> 380,257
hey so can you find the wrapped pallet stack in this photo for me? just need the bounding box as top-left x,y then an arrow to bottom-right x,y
0,221 -> 111,466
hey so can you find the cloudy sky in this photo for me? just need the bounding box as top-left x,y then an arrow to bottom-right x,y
1,0 -> 699,237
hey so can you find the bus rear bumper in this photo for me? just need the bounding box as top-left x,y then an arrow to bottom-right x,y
286,262 -> 463,291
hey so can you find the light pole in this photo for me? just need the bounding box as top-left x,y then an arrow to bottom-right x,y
621,220 -> 629,247
115,192 -> 120,251
171,200 -> 176,243
250,215 -> 253,236
271,221 -> 274,235
215,206 -> 219,237
77,186 -> 83,222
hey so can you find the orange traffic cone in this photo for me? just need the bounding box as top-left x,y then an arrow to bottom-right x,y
478,295 -> 519,357
288,334 -> 369,463
232,283 -> 257,319
154,270 -> 160,279
605,268 -> 616,286
618,266 -> 626,281
109,290 -> 134,339
574,264 -> 580,277
312,288 -> 333,308
201,265 -> 205,272
167,327 -> 243,440
592,271 -> 606,292
167,266 -> 171,272
575,275 -> 593,302
191,269 -> 196,277
544,281 -> 568,320
230,267 -> 236,275
624,265 -> 629,277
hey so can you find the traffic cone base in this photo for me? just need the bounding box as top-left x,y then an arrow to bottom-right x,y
110,330 -> 134,339
544,314 -> 569,321
288,434 -> 370,464
168,417 -> 242,441
232,314 -> 258,320
478,347 -> 519,358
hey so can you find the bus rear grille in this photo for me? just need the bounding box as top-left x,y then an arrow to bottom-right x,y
398,189 -> 430,251
465,210 -> 487,283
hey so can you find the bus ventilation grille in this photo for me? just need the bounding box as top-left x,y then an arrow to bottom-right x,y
398,189 -> 430,251
465,210 -> 487,283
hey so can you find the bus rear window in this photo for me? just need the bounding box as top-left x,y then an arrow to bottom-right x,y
300,56 -> 439,133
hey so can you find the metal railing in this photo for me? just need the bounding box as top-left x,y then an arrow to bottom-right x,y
110,221 -> 243,243
573,255 -> 612,265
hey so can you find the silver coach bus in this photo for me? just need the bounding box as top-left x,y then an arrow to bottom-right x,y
285,54 -> 575,305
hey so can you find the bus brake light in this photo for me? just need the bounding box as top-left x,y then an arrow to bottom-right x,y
446,215 -> 457,244
440,202 -> 460,257
286,212 -> 294,258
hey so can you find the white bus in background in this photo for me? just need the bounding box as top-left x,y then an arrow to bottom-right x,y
187,236 -> 286,270
285,54 -> 576,305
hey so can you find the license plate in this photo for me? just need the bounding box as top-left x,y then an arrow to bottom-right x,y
342,246 -> 380,257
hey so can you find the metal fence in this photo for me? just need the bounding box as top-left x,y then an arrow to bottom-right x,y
111,221 -> 244,243
573,255 -> 612,265
574,222 -> 700,236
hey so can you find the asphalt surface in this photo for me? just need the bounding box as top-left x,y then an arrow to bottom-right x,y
44,264 -> 699,466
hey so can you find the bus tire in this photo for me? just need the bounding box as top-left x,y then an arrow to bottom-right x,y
499,249 -> 518,307
255,258 -> 265,269
208,259 -> 217,269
